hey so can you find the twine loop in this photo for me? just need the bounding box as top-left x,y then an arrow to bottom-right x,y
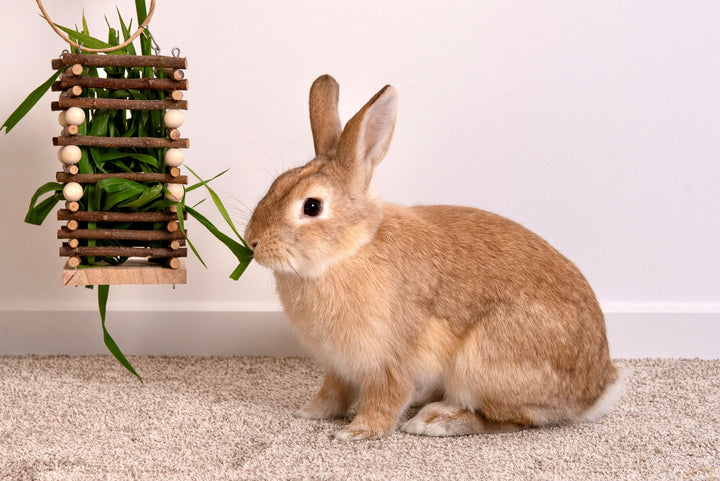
36,0 -> 156,54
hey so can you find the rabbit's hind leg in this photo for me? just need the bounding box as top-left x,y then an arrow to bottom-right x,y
401,401 -> 521,436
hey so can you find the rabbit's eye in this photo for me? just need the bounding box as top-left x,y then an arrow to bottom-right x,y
303,198 -> 323,217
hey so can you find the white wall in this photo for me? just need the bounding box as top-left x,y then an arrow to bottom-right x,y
1,1 -> 718,356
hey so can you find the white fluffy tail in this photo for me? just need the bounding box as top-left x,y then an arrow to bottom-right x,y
578,366 -> 630,423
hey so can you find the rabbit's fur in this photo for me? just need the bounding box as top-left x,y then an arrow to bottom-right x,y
244,75 -> 620,440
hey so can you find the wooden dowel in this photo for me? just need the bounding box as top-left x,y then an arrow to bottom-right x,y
52,98 -> 187,111
161,68 -> 184,81
54,136 -> 189,149
58,227 -> 185,241
168,167 -> 181,178
52,77 -> 188,92
68,239 -> 80,248
58,86 -> 83,98
57,172 -> 188,184
170,90 -> 184,101
58,209 -> 186,222
66,220 -> 79,230
167,128 -> 181,140
65,201 -> 80,212
54,54 -> 187,70
166,221 -> 179,233
67,256 -> 81,268
60,245 -> 187,258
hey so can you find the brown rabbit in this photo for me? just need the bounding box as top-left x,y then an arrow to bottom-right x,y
244,75 -> 623,440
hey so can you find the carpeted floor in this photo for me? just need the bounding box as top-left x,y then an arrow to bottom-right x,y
0,357 -> 718,481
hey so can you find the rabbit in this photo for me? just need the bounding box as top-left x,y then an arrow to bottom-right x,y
244,74 -> 623,440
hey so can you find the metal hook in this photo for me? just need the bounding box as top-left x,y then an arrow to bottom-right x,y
171,47 -> 181,58
148,30 -> 161,55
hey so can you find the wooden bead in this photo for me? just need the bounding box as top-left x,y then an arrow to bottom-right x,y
64,107 -> 86,126
63,182 -> 83,202
59,145 -> 82,164
164,148 -> 185,167
165,183 -> 184,202
164,109 -> 184,128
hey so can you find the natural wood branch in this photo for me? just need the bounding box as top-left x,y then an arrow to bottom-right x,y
57,209 -> 186,222
52,97 -> 187,111
63,64 -> 83,77
170,90 -> 184,101
61,125 -> 79,136
161,68 -> 184,81
54,136 -> 189,149
53,77 -> 188,92
58,227 -> 186,241
53,54 -> 187,70
60,244 -> 187,258
57,172 -> 188,184
167,128 -> 181,140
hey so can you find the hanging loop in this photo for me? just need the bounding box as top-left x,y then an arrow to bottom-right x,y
36,0 -> 156,54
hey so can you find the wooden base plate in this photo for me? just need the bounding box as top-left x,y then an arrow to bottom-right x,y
62,259 -> 187,286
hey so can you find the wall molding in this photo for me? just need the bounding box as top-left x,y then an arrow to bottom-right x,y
0,309 -> 718,359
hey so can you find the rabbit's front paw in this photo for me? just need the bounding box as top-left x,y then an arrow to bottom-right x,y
333,423 -> 385,441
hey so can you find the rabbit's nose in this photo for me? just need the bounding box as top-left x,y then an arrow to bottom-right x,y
249,240 -> 259,251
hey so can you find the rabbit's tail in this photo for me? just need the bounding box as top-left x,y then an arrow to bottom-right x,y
578,365 -> 630,423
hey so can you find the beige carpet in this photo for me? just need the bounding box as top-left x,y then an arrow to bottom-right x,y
0,357 -> 718,481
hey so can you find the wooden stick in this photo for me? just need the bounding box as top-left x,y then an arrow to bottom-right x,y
66,220 -> 79,231
170,90 -> 184,101
67,256 -> 81,268
168,167 -> 181,178
161,68 -> 185,81
61,125 -> 79,136
166,258 -> 181,269
167,128 -> 181,140
68,239 -> 80,248
65,201 -> 80,212
54,54 -> 187,70
58,227 -> 185,241
63,164 -> 80,175
63,64 -> 83,77
53,77 -> 188,92
57,85 -> 83,97
52,98 -> 188,111
54,136 -> 189,149
60,245 -> 187,258
58,209 -> 186,222
166,221 -> 179,233
57,172 -> 188,184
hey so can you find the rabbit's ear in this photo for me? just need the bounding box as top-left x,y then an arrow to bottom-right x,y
336,84 -> 398,190
309,75 -> 342,156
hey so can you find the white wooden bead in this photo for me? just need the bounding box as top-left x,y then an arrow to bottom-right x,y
58,111 -> 69,127
59,145 -> 82,164
63,182 -> 83,202
164,109 -> 184,128
64,107 -> 86,126
164,148 -> 185,167
165,183 -> 184,202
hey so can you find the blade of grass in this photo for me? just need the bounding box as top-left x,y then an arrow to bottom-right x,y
174,202 -> 207,269
2,70 -> 61,134
183,204 -> 254,279
24,182 -> 64,225
98,285 -> 142,382
185,166 -> 249,248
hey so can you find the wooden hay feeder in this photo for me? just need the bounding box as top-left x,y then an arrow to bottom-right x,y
51,53 -> 190,286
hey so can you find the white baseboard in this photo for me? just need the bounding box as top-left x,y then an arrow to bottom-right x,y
0,310 -> 718,358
